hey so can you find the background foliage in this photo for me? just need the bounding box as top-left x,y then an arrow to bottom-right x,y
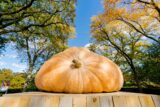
0,0 -> 160,92
90,0 -> 160,90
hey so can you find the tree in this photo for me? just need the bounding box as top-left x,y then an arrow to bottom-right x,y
101,0 -> 160,44
0,68 -> 13,83
135,0 -> 160,18
0,0 -> 76,52
91,16 -> 150,91
0,68 -> 26,89
12,30 -> 70,91
0,0 -> 76,91
10,74 -> 26,89
90,0 -> 160,91
0,36 -> 8,54
0,0 -> 75,34
138,42 -> 160,88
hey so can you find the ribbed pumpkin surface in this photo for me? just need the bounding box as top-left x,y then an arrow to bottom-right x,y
35,47 -> 123,93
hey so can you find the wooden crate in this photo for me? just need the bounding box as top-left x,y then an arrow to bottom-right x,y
0,92 -> 160,107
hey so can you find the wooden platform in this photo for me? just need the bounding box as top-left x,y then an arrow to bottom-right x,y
0,92 -> 160,107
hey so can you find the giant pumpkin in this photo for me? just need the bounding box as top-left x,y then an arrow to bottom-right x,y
35,47 -> 123,93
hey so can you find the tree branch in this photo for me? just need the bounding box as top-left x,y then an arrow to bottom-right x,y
0,21 -> 63,35
0,14 -> 32,29
137,0 -> 160,17
0,0 -> 35,16
118,18 -> 160,44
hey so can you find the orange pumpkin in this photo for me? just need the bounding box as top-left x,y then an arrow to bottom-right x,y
35,47 -> 123,93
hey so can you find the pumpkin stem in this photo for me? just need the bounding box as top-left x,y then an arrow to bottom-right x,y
72,59 -> 82,68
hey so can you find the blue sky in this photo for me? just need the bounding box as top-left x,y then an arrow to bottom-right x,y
69,0 -> 103,46
0,0 -> 103,72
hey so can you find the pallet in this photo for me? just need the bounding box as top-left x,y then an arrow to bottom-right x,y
0,92 -> 160,107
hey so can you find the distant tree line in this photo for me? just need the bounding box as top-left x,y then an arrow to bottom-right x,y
0,68 -> 38,92
0,68 -> 26,89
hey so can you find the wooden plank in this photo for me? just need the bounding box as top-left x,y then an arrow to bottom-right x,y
0,97 -> 20,107
4,92 -> 155,97
0,97 -> 3,106
152,95 -> 160,107
113,96 -> 127,107
87,96 -> 100,107
42,96 -> 59,107
100,96 -> 113,107
73,96 -> 86,107
1,92 -> 160,107
139,96 -> 155,107
29,96 -> 48,107
113,96 -> 141,107
59,96 -> 72,107
125,96 -> 141,107
18,96 -> 31,107
0,97 -> 4,107
113,96 -> 142,107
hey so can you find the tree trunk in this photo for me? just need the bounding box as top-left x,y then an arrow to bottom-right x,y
23,66 -> 33,92
129,61 -> 142,92
101,29 -> 142,92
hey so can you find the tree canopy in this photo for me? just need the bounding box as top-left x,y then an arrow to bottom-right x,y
0,0 -> 76,91
94,0 -> 160,43
0,0 -> 76,52
90,0 -> 160,89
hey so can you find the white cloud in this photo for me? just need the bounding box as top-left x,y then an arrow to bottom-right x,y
84,43 -> 92,48
12,63 -> 26,70
122,31 -> 128,35
141,36 -> 148,40
85,43 -> 106,51
0,55 -> 3,59
5,54 -> 17,58
0,54 -> 4,59
0,54 -> 17,59
9,42 -> 16,47
0,61 -> 6,66
0,54 -> 4,57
